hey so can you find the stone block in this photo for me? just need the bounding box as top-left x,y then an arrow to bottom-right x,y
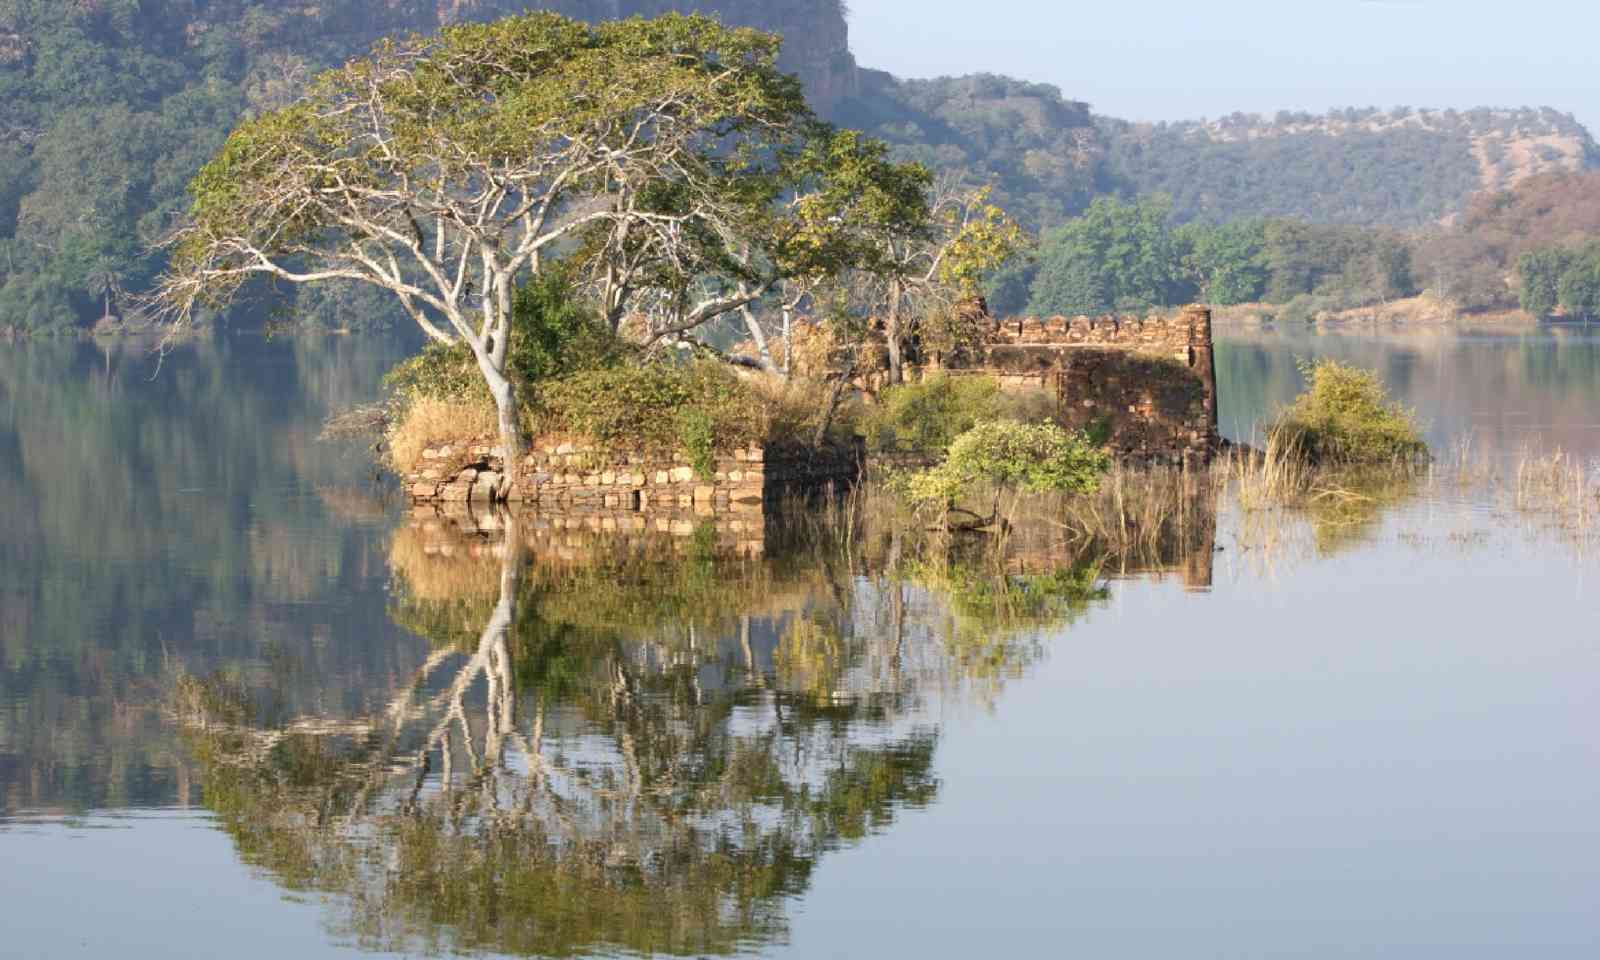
410,481 -> 439,499
669,466 -> 694,484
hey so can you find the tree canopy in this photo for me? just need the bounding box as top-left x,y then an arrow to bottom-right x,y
157,11 -> 938,456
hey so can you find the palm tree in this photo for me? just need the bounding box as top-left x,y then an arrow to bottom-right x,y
85,260 -> 123,324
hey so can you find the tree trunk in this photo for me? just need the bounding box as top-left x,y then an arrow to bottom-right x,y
886,279 -> 904,385
781,306 -> 793,379
739,305 -> 777,373
473,349 -> 524,469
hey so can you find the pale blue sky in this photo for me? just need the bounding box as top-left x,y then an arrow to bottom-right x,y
849,0 -> 1600,134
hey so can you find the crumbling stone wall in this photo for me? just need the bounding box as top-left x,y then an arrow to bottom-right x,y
938,305 -> 1220,464
405,437 -> 862,512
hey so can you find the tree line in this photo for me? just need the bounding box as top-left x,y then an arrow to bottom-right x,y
986,196 -> 1417,320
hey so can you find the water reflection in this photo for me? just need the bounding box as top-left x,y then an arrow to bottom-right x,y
1217,327 -> 1600,453
170,505 -> 1215,957
0,333 -> 418,814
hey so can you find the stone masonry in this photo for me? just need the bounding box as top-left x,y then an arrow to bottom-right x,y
936,304 -> 1220,464
406,437 -> 863,513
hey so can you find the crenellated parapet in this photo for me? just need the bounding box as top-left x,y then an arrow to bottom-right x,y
933,305 -> 1220,465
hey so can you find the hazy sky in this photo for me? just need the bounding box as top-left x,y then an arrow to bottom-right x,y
848,0 -> 1600,133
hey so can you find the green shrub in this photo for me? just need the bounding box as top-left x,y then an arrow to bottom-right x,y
897,420 -> 1110,508
535,360 -> 766,455
862,375 -> 1012,454
1272,359 -> 1428,465
382,269 -> 626,414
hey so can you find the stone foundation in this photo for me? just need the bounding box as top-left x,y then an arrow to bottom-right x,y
405,437 -> 862,511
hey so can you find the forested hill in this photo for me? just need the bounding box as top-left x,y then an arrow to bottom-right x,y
0,0 -> 858,331
2,0 -> 1596,330
1099,107 -> 1599,227
832,70 -> 1112,230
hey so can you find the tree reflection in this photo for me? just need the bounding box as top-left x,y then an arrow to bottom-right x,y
172,501 -> 1211,956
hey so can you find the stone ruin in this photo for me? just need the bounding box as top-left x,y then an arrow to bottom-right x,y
927,303 -> 1220,465
402,304 -> 1220,512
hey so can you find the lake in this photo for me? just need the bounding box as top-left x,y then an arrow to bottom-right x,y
2,327 -> 1598,959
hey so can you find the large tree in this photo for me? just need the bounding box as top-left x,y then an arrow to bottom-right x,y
154,12 -> 874,461
1026,195 -> 1186,318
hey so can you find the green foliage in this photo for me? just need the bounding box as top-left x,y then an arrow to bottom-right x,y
897,420 -> 1110,507
1027,195 -> 1192,316
383,270 -> 621,410
535,360 -> 767,453
1273,359 -> 1429,465
1259,220 -> 1415,307
1518,241 -> 1600,319
862,375 -> 1003,454
676,407 -> 718,479
1556,257 -> 1600,319
0,0 -> 450,330
1014,199 -> 1418,319
1176,219 -> 1269,305
1518,247 -> 1576,317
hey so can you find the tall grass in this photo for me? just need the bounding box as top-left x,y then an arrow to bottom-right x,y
385,396 -> 498,474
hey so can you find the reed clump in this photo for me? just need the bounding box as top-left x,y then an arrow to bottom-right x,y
1053,463 -> 1220,569
1510,448 -> 1598,535
1271,359 -> 1428,467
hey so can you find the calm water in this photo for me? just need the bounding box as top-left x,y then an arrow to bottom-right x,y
2,328 -> 1598,959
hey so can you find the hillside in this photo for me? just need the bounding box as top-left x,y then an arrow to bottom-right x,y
1099,107 -> 1598,228
1414,170 -> 1600,310
4,1 -> 1597,331
0,0 -> 858,331
832,71 -> 1111,228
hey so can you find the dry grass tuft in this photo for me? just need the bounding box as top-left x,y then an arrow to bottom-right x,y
1228,431 -> 1313,510
1511,448 -> 1598,535
385,396 -> 498,474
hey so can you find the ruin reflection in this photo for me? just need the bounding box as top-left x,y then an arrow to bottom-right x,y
173,496 -> 1216,957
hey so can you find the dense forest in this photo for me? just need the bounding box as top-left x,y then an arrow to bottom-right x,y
1,0 -> 1596,331
1099,107 -> 1596,228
